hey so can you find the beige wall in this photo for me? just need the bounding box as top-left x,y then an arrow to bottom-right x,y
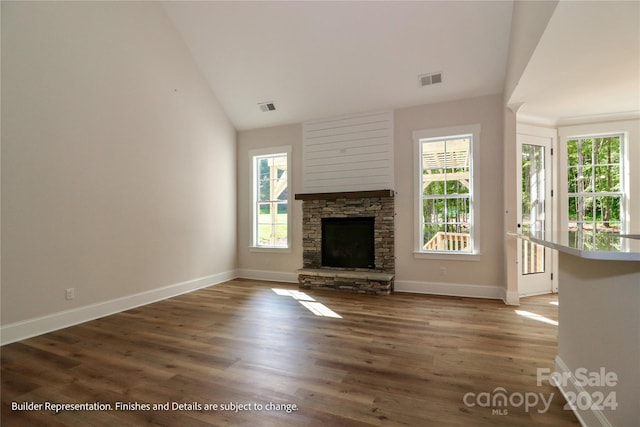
237,95 -> 506,298
394,95 -> 505,296
1,2 -> 236,326
236,124 -> 303,281
556,253 -> 640,427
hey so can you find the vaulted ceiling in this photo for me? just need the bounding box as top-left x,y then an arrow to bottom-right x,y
162,1 -> 639,131
162,1 -> 513,130
510,0 -> 640,126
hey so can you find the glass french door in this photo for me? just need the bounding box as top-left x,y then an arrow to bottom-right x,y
517,134 -> 553,296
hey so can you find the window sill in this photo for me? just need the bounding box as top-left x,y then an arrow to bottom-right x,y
249,246 -> 291,254
413,251 -> 481,261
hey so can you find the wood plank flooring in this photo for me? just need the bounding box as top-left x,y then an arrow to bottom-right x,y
1,279 -> 579,426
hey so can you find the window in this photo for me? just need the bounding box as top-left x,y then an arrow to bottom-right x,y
414,125 -> 479,256
251,147 -> 291,249
566,134 -> 624,239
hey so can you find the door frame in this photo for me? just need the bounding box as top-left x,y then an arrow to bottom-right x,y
516,124 -> 559,296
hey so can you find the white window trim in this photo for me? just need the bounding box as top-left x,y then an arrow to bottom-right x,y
249,145 -> 292,251
413,124 -> 481,260
558,121 -> 634,235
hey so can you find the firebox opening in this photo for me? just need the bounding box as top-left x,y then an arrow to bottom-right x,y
321,217 -> 375,269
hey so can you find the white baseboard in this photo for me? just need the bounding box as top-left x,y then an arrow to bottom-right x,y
237,273 -> 505,301
0,270 -> 237,346
553,356 -> 612,427
236,268 -> 298,284
394,279 -> 505,301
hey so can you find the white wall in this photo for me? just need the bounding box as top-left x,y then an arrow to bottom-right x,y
503,0 -> 558,106
302,111 -> 394,193
0,3 -> 3,322
1,2 -> 237,338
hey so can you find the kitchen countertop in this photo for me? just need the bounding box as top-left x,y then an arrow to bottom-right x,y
512,230 -> 640,261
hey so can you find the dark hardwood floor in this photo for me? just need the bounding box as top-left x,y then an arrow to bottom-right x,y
1,279 -> 579,426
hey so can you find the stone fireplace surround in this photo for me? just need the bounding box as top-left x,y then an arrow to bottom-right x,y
294,190 -> 395,295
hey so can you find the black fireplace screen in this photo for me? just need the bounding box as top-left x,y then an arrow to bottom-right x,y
321,217 -> 375,269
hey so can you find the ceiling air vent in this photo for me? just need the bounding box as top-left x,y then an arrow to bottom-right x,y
258,102 -> 277,112
419,72 -> 443,87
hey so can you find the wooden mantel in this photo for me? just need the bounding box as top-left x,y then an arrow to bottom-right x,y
294,189 -> 395,201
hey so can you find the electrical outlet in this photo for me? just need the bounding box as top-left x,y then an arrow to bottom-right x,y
440,267 -> 447,276
65,288 -> 75,300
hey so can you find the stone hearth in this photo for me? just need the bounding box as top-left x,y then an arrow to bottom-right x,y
294,190 -> 395,295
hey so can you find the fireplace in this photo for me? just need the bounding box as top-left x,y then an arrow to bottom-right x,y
294,190 -> 395,294
322,217 -> 375,269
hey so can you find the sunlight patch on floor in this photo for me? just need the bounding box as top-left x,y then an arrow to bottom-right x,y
298,301 -> 342,318
515,309 -> 558,326
272,288 -> 315,301
549,300 -> 559,306
272,288 -> 342,318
